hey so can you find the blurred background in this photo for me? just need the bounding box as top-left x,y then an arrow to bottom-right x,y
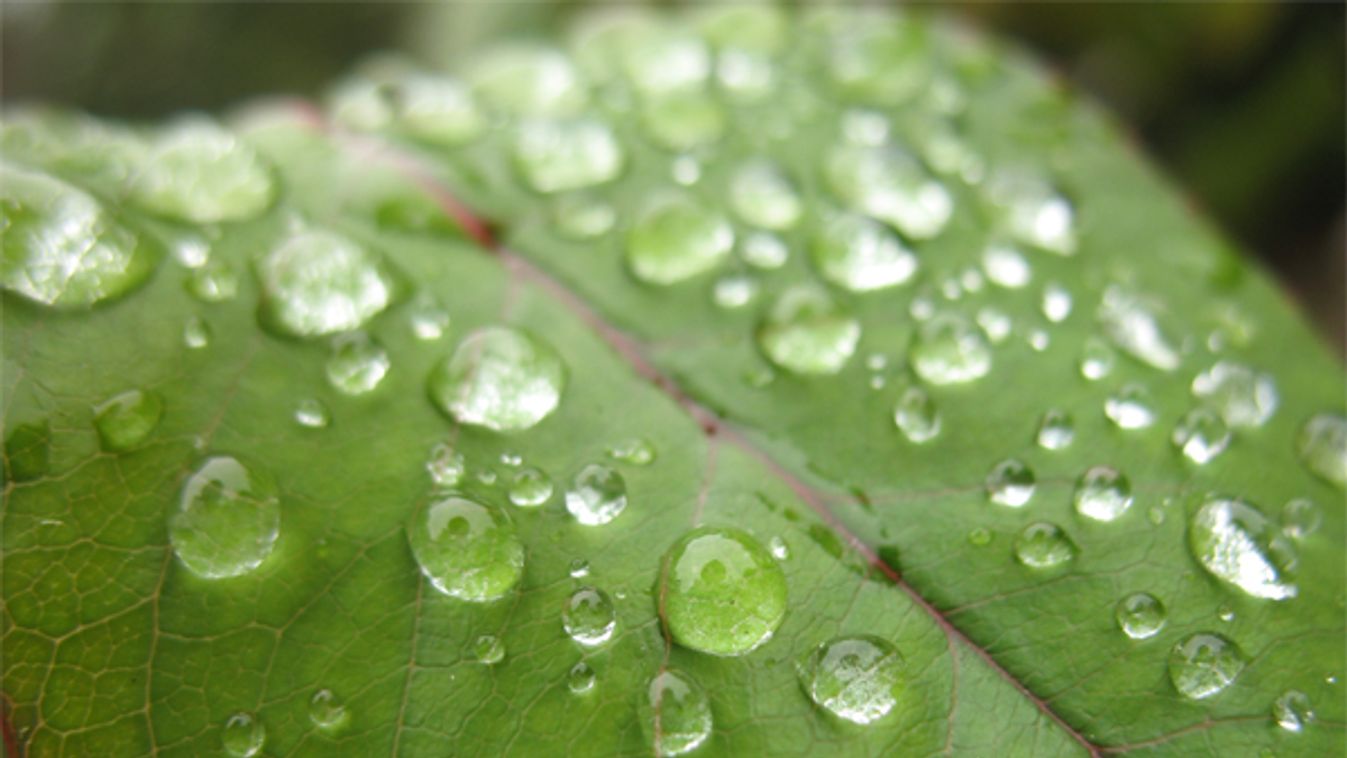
3,1 -> 1342,352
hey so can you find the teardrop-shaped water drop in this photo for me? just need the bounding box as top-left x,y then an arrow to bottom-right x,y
1105,384 -> 1155,430
406,495 -> 525,602
810,212 -> 917,292
909,314 -> 992,385
565,464 -> 628,526
308,688 -> 349,731
473,634 -> 505,664
93,389 -> 163,452
222,712 -> 265,758
133,120 -> 275,224
258,229 -> 394,338
1098,286 -> 1180,372
894,387 -> 940,443
1073,466 -> 1133,522
729,160 -> 802,230
1172,408 -> 1230,465
1115,592 -> 1166,640
824,144 -> 951,239
563,586 -> 617,646
513,119 -> 624,194
508,467 -> 553,508
796,635 -> 905,725
639,670 -> 712,757
1273,689 -> 1314,733
1191,361 -> 1277,428
325,333 -> 390,396
985,458 -> 1035,507
1168,633 -> 1245,700
1296,413 -> 1346,487
626,196 -> 733,285
664,526 -> 787,656
757,286 -> 860,375
1036,409 -> 1075,450
568,661 -> 596,694
428,326 -> 566,432
169,456 -> 280,579
1188,496 -> 1297,600
1014,522 -> 1077,568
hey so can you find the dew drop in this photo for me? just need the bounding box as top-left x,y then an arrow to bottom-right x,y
976,307 -> 1012,344
1098,286 -> 1181,372
93,389 -> 163,452
983,169 -> 1076,255
1296,413 -> 1347,487
1172,408 -> 1230,465
1073,466 -> 1133,522
715,49 -> 776,101
729,160 -> 802,230
967,527 -> 992,547
406,495 -> 525,602
670,155 -> 701,186
563,586 -> 617,646
607,438 -> 655,466
641,92 -> 725,151
797,635 -> 905,725
4,420 -> 50,482
508,467 -> 553,508
1216,603 -> 1236,623
1281,498 -> 1321,540
186,260 -> 239,303
1014,522 -> 1077,568
824,144 -> 952,239
221,712 -> 265,758
740,231 -> 788,269
1189,496 -> 1297,600
711,275 -> 758,309
1273,689 -> 1314,733
1079,337 -> 1116,381
258,229 -> 393,338
1105,384 -> 1155,430
407,294 -> 450,341
909,314 -> 992,385
474,634 -> 505,664
133,121 -> 274,224
513,119 -> 624,194
169,456 -> 280,580
565,464 -> 628,526
325,333 -> 390,396
551,192 -> 617,240
841,108 -> 889,146
1191,361 -> 1278,428
626,196 -> 733,285
1041,283 -> 1072,323
986,458 -> 1035,507
308,689 -> 349,731
664,526 -> 787,656
1168,633 -> 1245,700
810,212 -> 917,292
1115,592 -> 1166,640
392,75 -> 487,146
769,536 -> 790,561
428,326 -> 566,432
826,19 -> 930,106
568,558 -> 591,578
184,316 -> 211,349
470,46 -> 587,118
894,386 -> 940,443
981,244 -> 1030,289
757,285 -> 860,375
639,670 -> 712,757
1036,409 -> 1075,450
568,661 -> 596,695
425,443 -> 465,488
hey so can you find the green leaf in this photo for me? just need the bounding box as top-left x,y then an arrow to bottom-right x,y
3,6 -> 1344,757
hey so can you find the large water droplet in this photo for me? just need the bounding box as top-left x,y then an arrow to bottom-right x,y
757,286 -> 860,375
729,160 -> 802,230
1105,384 -> 1155,429
810,212 -> 917,292
1014,522 -> 1077,568
222,712 -> 265,758
894,386 -> 940,443
1172,408 -> 1230,465
1073,466 -> 1133,522
565,464 -> 628,526
826,18 -> 930,105
568,661 -> 596,694
1,164 -> 157,308
1189,496 -> 1297,600
641,92 -> 725,151
1168,633 -> 1245,700
513,119 -> 624,194
258,229 -> 394,338
309,689 -> 349,731
470,46 -> 587,118
1191,361 -> 1277,428
169,456 -> 280,579
325,333 -> 390,396
986,458 -> 1035,507
406,495 -> 525,602
824,144 -> 952,239
1296,413 -> 1347,487
132,121 -> 274,224
1036,409 -> 1075,450
508,467 -> 553,508
563,586 -> 617,646
640,670 -> 712,757
909,314 -> 992,385
1098,286 -> 1181,372
626,196 -> 733,285
1115,592 -> 1166,640
797,635 -> 904,725
1273,689 -> 1314,733
428,326 -> 566,432
93,389 -> 162,452
664,526 -> 787,656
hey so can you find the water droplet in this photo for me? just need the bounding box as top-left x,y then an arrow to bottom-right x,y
626,196 -> 733,285
392,75 -> 486,146
169,456 -> 280,580
894,387 -> 940,443
986,458 -> 1035,507
325,333 -> 389,396
186,260 -> 239,303
258,229 -> 393,338
184,316 -> 211,349
568,661 -> 596,694
513,119 -> 624,194
967,527 -> 992,546
470,46 -> 587,118
1216,603 -> 1236,623
133,121 -> 274,224
641,92 -> 725,151
1027,329 -> 1050,352
308,689 -> 349,731
1189,496 -> 1297,600
1105,384 -> 1155,430
406,495 -> 525,602
729,160 -> 802,230
712,275 -> 758,309
565,464 -> 628,526
1041,283 -> 1072,322
1072,466 -> 1133,522
93,389 -> 162,452
473,634 -> 505,664
757,285 -> 860,375
622,29 -> 710,95
1281,498 -> 1321,540
1115,592 -> 1166,639
563,586 -> 617,646
981,244 -> 1030,288
407,294 -> 450,341
670,155 -> 701,186
1168,633 -> 1245,700
1036,410 -> 1075,450
715,49 -> 776,101
1296,413 -> 1347,487
508,467 -> 553,508
769,536 -> 790,560
428,326 -> 566,432
910,314 -> 992,385
825,144 -> 952,239
1148,507 -> 1166,525
551,192 -> 617,240
1273,690 -> 1314,733
797,635 -> 904,725
1191,361 -> 1278,428
983,169 -> 1076,255
810,213 -> 918,292
1014,522 -> 1077,568
826,19 -> 930,106
976,307 -> 1012,344
1098,286 -> 1181,372
1172,408 -> 1230,464
173,235 -> 210,268
221,712 -> 265,757
568,558 -> 590,578
841,109 -> 890,146
639,670 -> 712,757
740,232 -> 789,270
664,526 -> 787,656
425,443 -> 465,488
607,438 -> 655,466
1,164 -> 158,308
1079,337 -> 1116,381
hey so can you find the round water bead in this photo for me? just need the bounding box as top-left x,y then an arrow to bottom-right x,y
406,495 -> 525,602
663,526 -> 787,656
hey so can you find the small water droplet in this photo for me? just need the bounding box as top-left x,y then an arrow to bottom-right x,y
1079,337 -> 1116,381
565,464 -> 628,526
174,235 -> 210,268
406,495 -> 525,601
513,119 -> 624,194
1115,592 -> 1166,639
641,92 -> 725,151
909,314 -> 992,385
407,294 -> 450,341
133,121 -> 274,224
564,586 -> 617,646
1036,409 -> 1075,450
1281,498 -> 1321,540
1073,466 -> 1133,522
769,536 -> 790,560
1041,283 -> 1072,323
568,558 -> 590,578
1189,496 -> 1297,600
1296,413 -> 1347,487
1148,507 -> 1166,525
1014,522 -> 1077,568
670,155 -> 701,186
293,398 -> 329,429
1105,384 -> 1155,430
607,438 -> 656,466
976,307 -> 1012,344
470,45 -> 586,118
757,285 -> 860,375
186,260 -> 239,303
664,526 -> 787,655
428,326 -> 566,432
258,229 -> 393,338
325,333 -> 390,396
796,635 -> 905,725
825,144 -> 951,239
740,231 -> 788,270
626,196 -> 733,285
640,670 -> 712,757
1027,329 -> 1050,352
184,316 -> 211,349
1172,408 -> 1230,464
1098,286 -> 1181,372
986,458 -> 1035,507
1273,689 -> 1315,733
568,661 -> 596,694
981,244 -> 1030,288
811,212 -> 917,292
392,75 -> 487,146
622,30 -> 710,95
967,527 -> 992,546
894,387 -> 940,443
222,712 -> 265,757
169,456 -> 280,579
476,469 -> 498,486
308,688 -> 349,731
551,192 -> 617,240
983,169 -> 1076,255
1168,633 -> 1245,700
1216,603 -> 1236,623
508,467 -> 553,508
425,443 -> 465,488
712,275 -> 758,309
499,452 -> 523,467
1191,361 -> 1278,428
729,160 -> 802,230
93,389 -> 163,452
473,634 -> 505,664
